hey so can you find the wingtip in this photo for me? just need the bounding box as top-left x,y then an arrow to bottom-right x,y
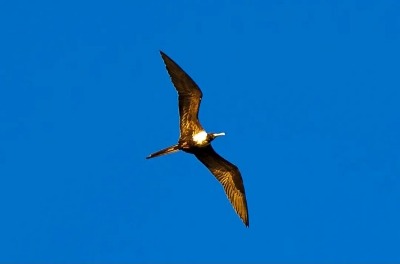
243,217 -> 249,228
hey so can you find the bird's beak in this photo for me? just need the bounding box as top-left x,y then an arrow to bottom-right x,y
213,132 -> 225,137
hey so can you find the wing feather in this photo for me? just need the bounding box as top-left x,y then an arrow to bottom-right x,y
160,51 -> 204,138
194,145 -> 249,227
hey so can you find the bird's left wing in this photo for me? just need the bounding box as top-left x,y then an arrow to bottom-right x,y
160,51 -> 204,138
193,145 -> 249,227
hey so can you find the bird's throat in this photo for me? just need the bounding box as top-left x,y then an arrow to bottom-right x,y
193,131 -> 208,145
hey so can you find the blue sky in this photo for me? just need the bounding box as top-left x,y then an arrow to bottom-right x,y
1,0 -> 400,262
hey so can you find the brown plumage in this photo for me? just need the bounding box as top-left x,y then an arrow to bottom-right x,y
193,145 -> 249,226
147,51 -> 249,227
159,51 -> 204,139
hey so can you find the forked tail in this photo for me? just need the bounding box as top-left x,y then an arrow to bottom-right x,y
146,144 -> 180,159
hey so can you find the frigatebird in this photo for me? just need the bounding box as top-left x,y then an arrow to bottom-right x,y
146,51 -> 249,227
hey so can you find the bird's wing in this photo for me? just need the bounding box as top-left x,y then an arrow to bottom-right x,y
160,51 -> 204,139
193,145 -> 249,226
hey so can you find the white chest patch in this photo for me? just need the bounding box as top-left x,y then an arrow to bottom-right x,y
192,131 -> 207,144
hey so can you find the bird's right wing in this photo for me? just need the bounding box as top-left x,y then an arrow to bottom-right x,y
193,145 -> 249,227
160,51 -> 204,138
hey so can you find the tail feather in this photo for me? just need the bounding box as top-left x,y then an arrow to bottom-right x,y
146,144 -> 180,159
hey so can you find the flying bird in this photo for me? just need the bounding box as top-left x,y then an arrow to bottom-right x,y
146,51 -> 249,227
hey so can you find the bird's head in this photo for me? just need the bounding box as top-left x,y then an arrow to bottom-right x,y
207,132 -> 225,142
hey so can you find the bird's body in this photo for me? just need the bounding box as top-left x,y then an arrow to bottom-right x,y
147,51 -> 249,227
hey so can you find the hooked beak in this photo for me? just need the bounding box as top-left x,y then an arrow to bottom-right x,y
213,132 -> 225,137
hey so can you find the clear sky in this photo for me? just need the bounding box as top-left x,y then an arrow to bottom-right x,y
1,0 -> 400,262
